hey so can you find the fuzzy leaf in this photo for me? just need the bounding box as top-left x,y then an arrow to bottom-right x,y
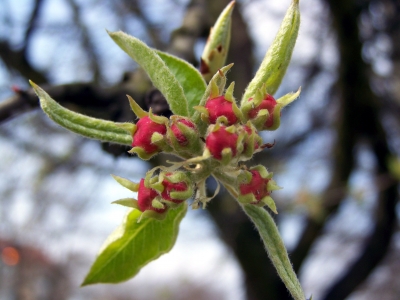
81,203 -> 187,285
30,81 -> 132,145
201,1 -> 234,82
112,198 -> 138,208
243,204 -> 305,300
242,0 -> 300,103
156,51 -> 206,116
108,31 -> 189,116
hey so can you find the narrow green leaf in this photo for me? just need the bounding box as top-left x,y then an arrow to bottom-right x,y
112,198 -> 138,209
30,81 -> 132,146
108,31 -> 189,116
111,174 -> 139,192
201,1 -> 234,82
81,203 -> 188,285
156,51 -> 206,116
242,0 -> 300,103
242,204 -> 305,300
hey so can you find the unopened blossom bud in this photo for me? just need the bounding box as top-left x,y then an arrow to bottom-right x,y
195,82 -> 242,126
239,123 -> 263,160
171,118 -> 195,145
238,166 -> 280,213
130,116 -> 167,160
168,116 -> 202,157
204,96 -> 238,125
205,124 -> 239,164
160,172 -> 193,206
137,179 -> 167,214
244,94 -> 279,130
248,94 -> 276,124
241,87 -> 301,131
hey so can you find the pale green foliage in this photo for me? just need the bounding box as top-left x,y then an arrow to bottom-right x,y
243,204 -> 305,300
156,51 -> 206,116
241,0 -> 300,102
108,31 -> 190,116
30,81 -> 132,145
82,203 -> 187,285
201,1 -> 234,82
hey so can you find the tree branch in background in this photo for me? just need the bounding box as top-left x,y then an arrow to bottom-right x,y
67,0 -> 102,83
22,0 -> 45,53
0,41 -> 48,84
120,0 -> 165,50
320,0 -> 399,298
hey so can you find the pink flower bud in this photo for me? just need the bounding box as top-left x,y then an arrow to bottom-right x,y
160,172 -> 193,204
170,118 -> 196,146
247,94 -> 277,128
137,178 -> 166,213
205,96 -> 238,125
239,170 -> 270,204
132,116 -> 167,156
243,124 -> 260,150
206,126 -> 238,160
161,180 -> 188,204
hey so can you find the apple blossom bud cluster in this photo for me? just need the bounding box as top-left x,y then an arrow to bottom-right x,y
112,81 -> 298,219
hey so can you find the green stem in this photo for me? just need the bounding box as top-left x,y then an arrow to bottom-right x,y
242,204 -> 305,300
212,168 -> 238,188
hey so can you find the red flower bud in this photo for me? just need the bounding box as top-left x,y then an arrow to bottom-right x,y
205,96 -> 238,125
239,170 -> 270,204
206,126 -> 238,160
132,116 -> 167,156
160,172 -> 193,204
247,94 -> 277,128
161,180 -> 188,204
171,118 -> 196,146
137,179 -> 166,213
243,124 -> 260,150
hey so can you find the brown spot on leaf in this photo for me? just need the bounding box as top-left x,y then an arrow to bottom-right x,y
200,58 -> 210,75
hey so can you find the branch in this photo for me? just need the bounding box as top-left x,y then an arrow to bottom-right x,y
22,0 -> 45,53
319,0 -> 400,298
0,88 -> 39,123
66,0 -> 102,82
0,41 -> 48,84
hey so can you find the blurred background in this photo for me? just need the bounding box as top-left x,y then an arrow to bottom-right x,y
1,0 -> 400,299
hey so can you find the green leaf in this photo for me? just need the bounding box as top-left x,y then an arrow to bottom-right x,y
81,203 -> 188,285
156,51 -> 206,117
201,1 -> 234,82
242,204 -> 305,300
242,0 -> 300,103
108,31 -> 189,117
30,81 -> 132,146
112,198 -> 138,209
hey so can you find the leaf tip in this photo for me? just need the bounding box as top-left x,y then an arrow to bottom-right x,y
28,79 -> 36,88
29,80 -> 41,94
80,277 -> 93,287
227,1 -> 236,12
